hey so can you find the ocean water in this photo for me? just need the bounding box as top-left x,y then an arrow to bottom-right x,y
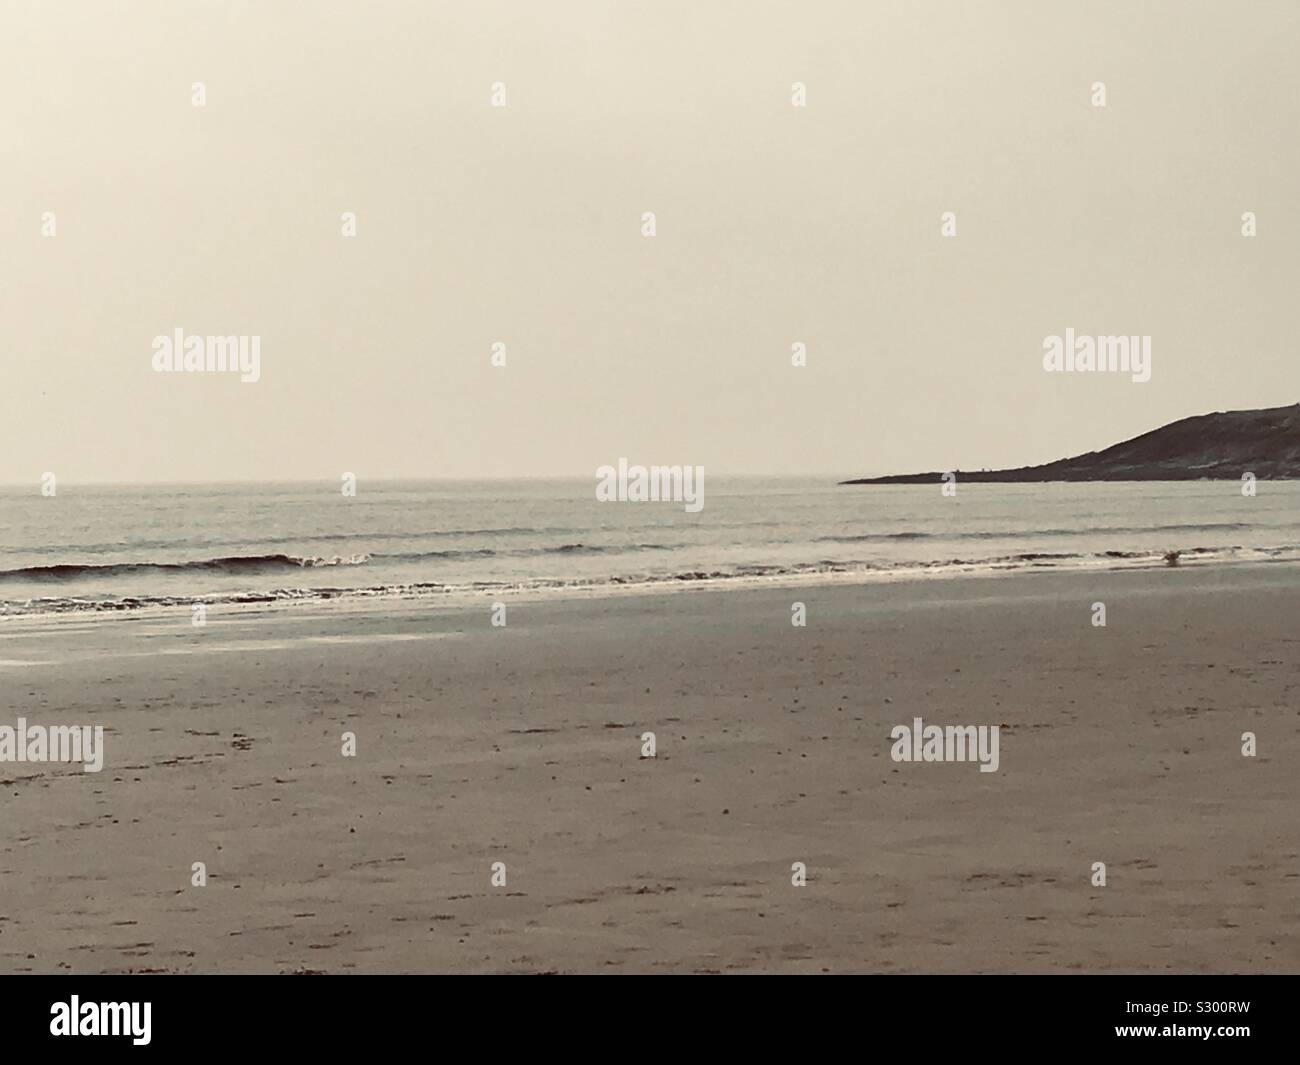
1,478 -> 1297,616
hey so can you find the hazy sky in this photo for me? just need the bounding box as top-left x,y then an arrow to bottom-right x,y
2,0 -> 1297,484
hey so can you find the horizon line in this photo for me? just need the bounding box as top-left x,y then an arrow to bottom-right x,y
0,472 -> 871,489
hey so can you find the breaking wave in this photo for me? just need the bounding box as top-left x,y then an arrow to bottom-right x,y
0,553 -> 374,582
0,543 -> 679,583
4,544 -> 1296,617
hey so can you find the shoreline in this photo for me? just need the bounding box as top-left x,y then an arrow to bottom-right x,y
4,551 -> 1299,629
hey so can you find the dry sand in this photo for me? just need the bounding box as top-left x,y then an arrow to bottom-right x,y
2,564 -> 1298,973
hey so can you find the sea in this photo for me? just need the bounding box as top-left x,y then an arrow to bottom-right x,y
1,478 -> 1298,617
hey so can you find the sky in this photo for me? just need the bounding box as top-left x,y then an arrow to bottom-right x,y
2,0 -> 1297,484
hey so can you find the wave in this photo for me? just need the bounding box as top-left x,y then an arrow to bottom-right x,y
0,544 -> 678,581
381,543 -> 670,560
0,553 -> 373,582
816,521 -> 1253,544
32,520 -> 1261,560
550,542 -> 669,555
6,544 -> 1298,617
13,527 -> 595,559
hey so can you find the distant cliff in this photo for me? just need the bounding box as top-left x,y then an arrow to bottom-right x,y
841,404 -> 1300,484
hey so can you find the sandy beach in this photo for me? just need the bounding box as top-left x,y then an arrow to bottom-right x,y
1,563 -> 1296,974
